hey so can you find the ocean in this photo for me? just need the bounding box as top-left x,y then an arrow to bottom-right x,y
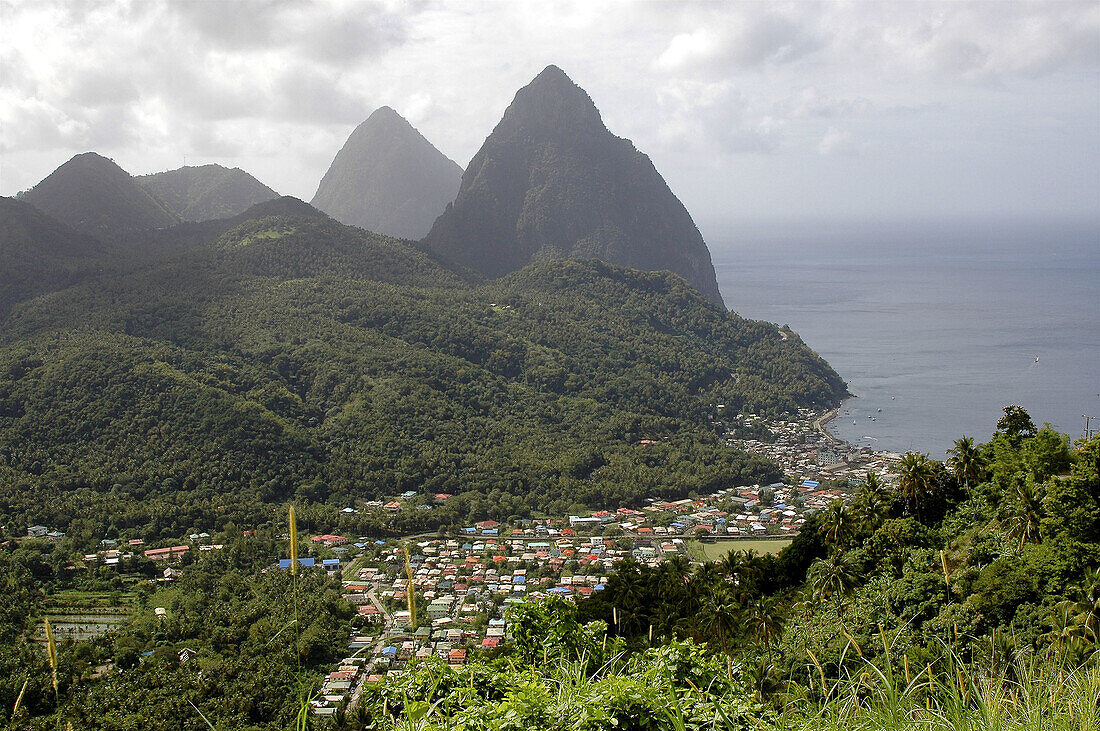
708,216 -> 1100,458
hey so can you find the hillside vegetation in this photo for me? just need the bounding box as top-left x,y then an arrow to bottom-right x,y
0,206 -> 844,544
4,413 -> 1096,729
19,153 -> 179,239
135,164 -> 279,222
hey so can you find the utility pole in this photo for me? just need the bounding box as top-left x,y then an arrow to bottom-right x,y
1081,414 -> 1095,440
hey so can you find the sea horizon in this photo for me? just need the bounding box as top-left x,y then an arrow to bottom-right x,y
707,214 -> 1100,457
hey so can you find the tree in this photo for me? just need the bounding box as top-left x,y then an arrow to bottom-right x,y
854,472 -> 892,533
1004,479 -> 1044,550
1058,567 -> 1100,646
747,596 -> 784,657
808,553 -> 859,606
898,452 -> 937,522
996,405 -> 1037,441
947,436 -> 985,493
699,590 -> 742,653
820,500 -> 856,551
1041,434 -> 1100,543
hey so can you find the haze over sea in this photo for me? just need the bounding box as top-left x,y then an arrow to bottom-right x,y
709,216 -> 1100,458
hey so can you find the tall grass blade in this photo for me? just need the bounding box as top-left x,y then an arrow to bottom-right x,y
44,617 -> 58,696
12,678 -> 27,715
288,505 -> 299,575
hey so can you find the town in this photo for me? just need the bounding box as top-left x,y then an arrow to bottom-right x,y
23,408 -> 905,718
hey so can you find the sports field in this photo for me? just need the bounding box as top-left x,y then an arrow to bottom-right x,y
687,538 -> 792,562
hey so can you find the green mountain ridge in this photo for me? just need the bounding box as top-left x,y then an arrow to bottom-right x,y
0,197 -> 109,318
19,152 -> 180,239
0,206 -> 844,539
134,164 -> 279,222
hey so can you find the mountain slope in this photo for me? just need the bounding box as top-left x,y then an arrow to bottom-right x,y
0,197 -> 108,317
311,106 -> 463,239
423,65 -> 724,306
135,164 -> 278,222
20,152 -> 179,238
0,212 -> 843,538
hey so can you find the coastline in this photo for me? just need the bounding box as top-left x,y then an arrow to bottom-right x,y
812,407 -> 845,447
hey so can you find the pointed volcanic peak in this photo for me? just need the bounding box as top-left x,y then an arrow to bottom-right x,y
135,164 -> 279,223
311,106 -> 463,240
423,65 -> 724,307
21,152 -> 179,240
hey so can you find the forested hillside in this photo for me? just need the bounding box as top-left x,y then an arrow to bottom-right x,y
4,411 -> 1095,729
0,204 -> 843,543
19,153 -> 179,239
135,164 -> 279,222
0,197 -> 109,318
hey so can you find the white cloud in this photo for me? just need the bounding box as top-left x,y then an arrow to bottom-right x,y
817,127 -> 857,157
0,0 -> 1097,217
654,9 -> 819,73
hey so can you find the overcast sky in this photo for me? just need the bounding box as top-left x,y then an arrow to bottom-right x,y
2,0 -> 1098,229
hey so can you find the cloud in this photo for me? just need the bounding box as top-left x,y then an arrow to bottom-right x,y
817,127 -> 857,157
0,94 -> 89,153
271,66 -> 370,124
1,0 -> 1096,217
166,0 -> 411,64
654,80 -> 779,156
819,1 -> 1100,81
654,9 -> 819,72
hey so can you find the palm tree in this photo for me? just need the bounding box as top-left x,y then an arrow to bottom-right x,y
661,554 -> 691,590
897,452 -> 936,521
1004,479 -> 1045,550
719,549 -> 741,580
947,436 -> 985,493
855,472 -> 892,532
747,596 -> 785,657
808,553 -> 859,606
699,590 -> 743,653
1062,567 -> 1100,644
820,500 -> 856,551
1041,603 -> 1093,663
728,549 -> 763,596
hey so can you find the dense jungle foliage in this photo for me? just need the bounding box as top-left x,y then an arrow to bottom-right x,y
4,413 -> 1096,729
0,205 -> 843,542
351,415 -> 1100,729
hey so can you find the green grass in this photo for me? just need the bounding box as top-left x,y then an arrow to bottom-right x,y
686,538 -> 792,561
44,588 -> 137,609
776,641 -> 1100,731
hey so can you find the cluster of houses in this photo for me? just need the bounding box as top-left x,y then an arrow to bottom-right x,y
306,531 -> 697,716
729,408 -> 901,485
26,525 -> 65,541
76,534 -> 225,571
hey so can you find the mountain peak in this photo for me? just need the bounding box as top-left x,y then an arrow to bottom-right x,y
370,105 -> 401,119
135,164 -> 278,222
423,68 -> 724,306
529,64 -> 573,87
22,152 -> 179,239
311,107 -> 462,240
502,65 -> 602,131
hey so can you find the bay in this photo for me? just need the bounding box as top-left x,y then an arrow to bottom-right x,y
708,216 -> 1100,458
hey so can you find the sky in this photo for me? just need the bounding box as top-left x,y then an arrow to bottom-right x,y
2,0 -> 1098,230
